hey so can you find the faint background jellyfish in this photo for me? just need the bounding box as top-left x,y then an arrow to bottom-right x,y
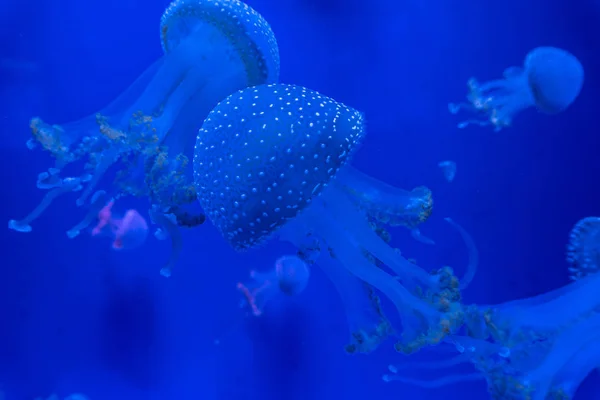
449,46 -> 584,131
237,255 -> 311,317
566,216 -> 600,280
438,160 -> 456,182
194,83 -> 466,355
92,201 -> 148,250
213,255 -> 310,345
9,0 -> 280,274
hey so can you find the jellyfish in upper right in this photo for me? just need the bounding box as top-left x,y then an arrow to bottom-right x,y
566,216 -> 600,281
449,47 -> 583,131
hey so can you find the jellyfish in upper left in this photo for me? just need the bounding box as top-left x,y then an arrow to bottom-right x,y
449,47 -> 583,131
9,0 -> 280,275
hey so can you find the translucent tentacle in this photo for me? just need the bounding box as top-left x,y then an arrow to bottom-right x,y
8,177 -> 83,232
336,166 -> 433,231
444,217 -> 479,290
67,190 -> 109,238
149,208 -> 182,277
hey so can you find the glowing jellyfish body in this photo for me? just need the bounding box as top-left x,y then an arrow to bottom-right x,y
449,47 -> 584,131
438,160 -> 456,182
92,201 -> 149,250
237,255 -> 310,316
10,0 -> 280,275
194,83 -> 463,353
566,216 -> 600,280
378,236 -> 600,400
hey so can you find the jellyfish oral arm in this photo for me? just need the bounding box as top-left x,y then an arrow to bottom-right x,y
523,312 -> 600,399
494,272 -> 600,330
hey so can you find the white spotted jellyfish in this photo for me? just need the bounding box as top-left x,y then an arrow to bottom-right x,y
449,47 -> 584,132
194,83 -> 473,354
9,0 -> 280,276
237,255 -> 310,316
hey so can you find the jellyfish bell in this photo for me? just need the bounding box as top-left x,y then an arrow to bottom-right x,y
274,255 -> 311,295
449,46 -> 583,131
195,83 -> 462,353
11,0 -> 280,274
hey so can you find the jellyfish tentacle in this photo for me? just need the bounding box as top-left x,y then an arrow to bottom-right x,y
149,207 -> 183,278
8,177 -> 83,232
337,166 -> 433,231
444,218 -> 479,290
67,190 -> 110,238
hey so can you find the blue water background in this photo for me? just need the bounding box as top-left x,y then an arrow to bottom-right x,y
1,0 -> 599,398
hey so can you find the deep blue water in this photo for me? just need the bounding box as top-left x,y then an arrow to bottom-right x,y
1,0 -> 600,399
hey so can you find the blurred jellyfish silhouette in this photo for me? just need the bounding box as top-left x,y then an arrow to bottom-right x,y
237,255 -> 311,317
449,47 -> 584,131
214,255 -> 310,345
194,83 -> 479,355
566,216 -> 600,281
91,200 -> 148,250
438,160 -> 456,182
9,0 -> 280,276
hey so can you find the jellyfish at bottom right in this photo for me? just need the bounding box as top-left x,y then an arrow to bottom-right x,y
383,258 -> 600,399
449,46 -> 583,131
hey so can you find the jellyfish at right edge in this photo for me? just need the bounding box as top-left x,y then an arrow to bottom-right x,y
194,83 -> 468,355
566,216 -> 600,281
382,241 -> 600,399
9,0 -> 280,276
449,46 -> 583,131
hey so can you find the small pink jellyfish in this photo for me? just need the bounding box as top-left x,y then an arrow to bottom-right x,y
237,255 -> 310,316
92,201 -> 148,250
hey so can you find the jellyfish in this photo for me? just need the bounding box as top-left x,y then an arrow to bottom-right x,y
237,255 -> 310,317
438,160 -> 456,182
92,201 -> 149,250
449,47 -> 583,131
9,0 -> 280,274
381,265 -> 600,399
566,216 -> 600,281
194,83 -> 466,353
